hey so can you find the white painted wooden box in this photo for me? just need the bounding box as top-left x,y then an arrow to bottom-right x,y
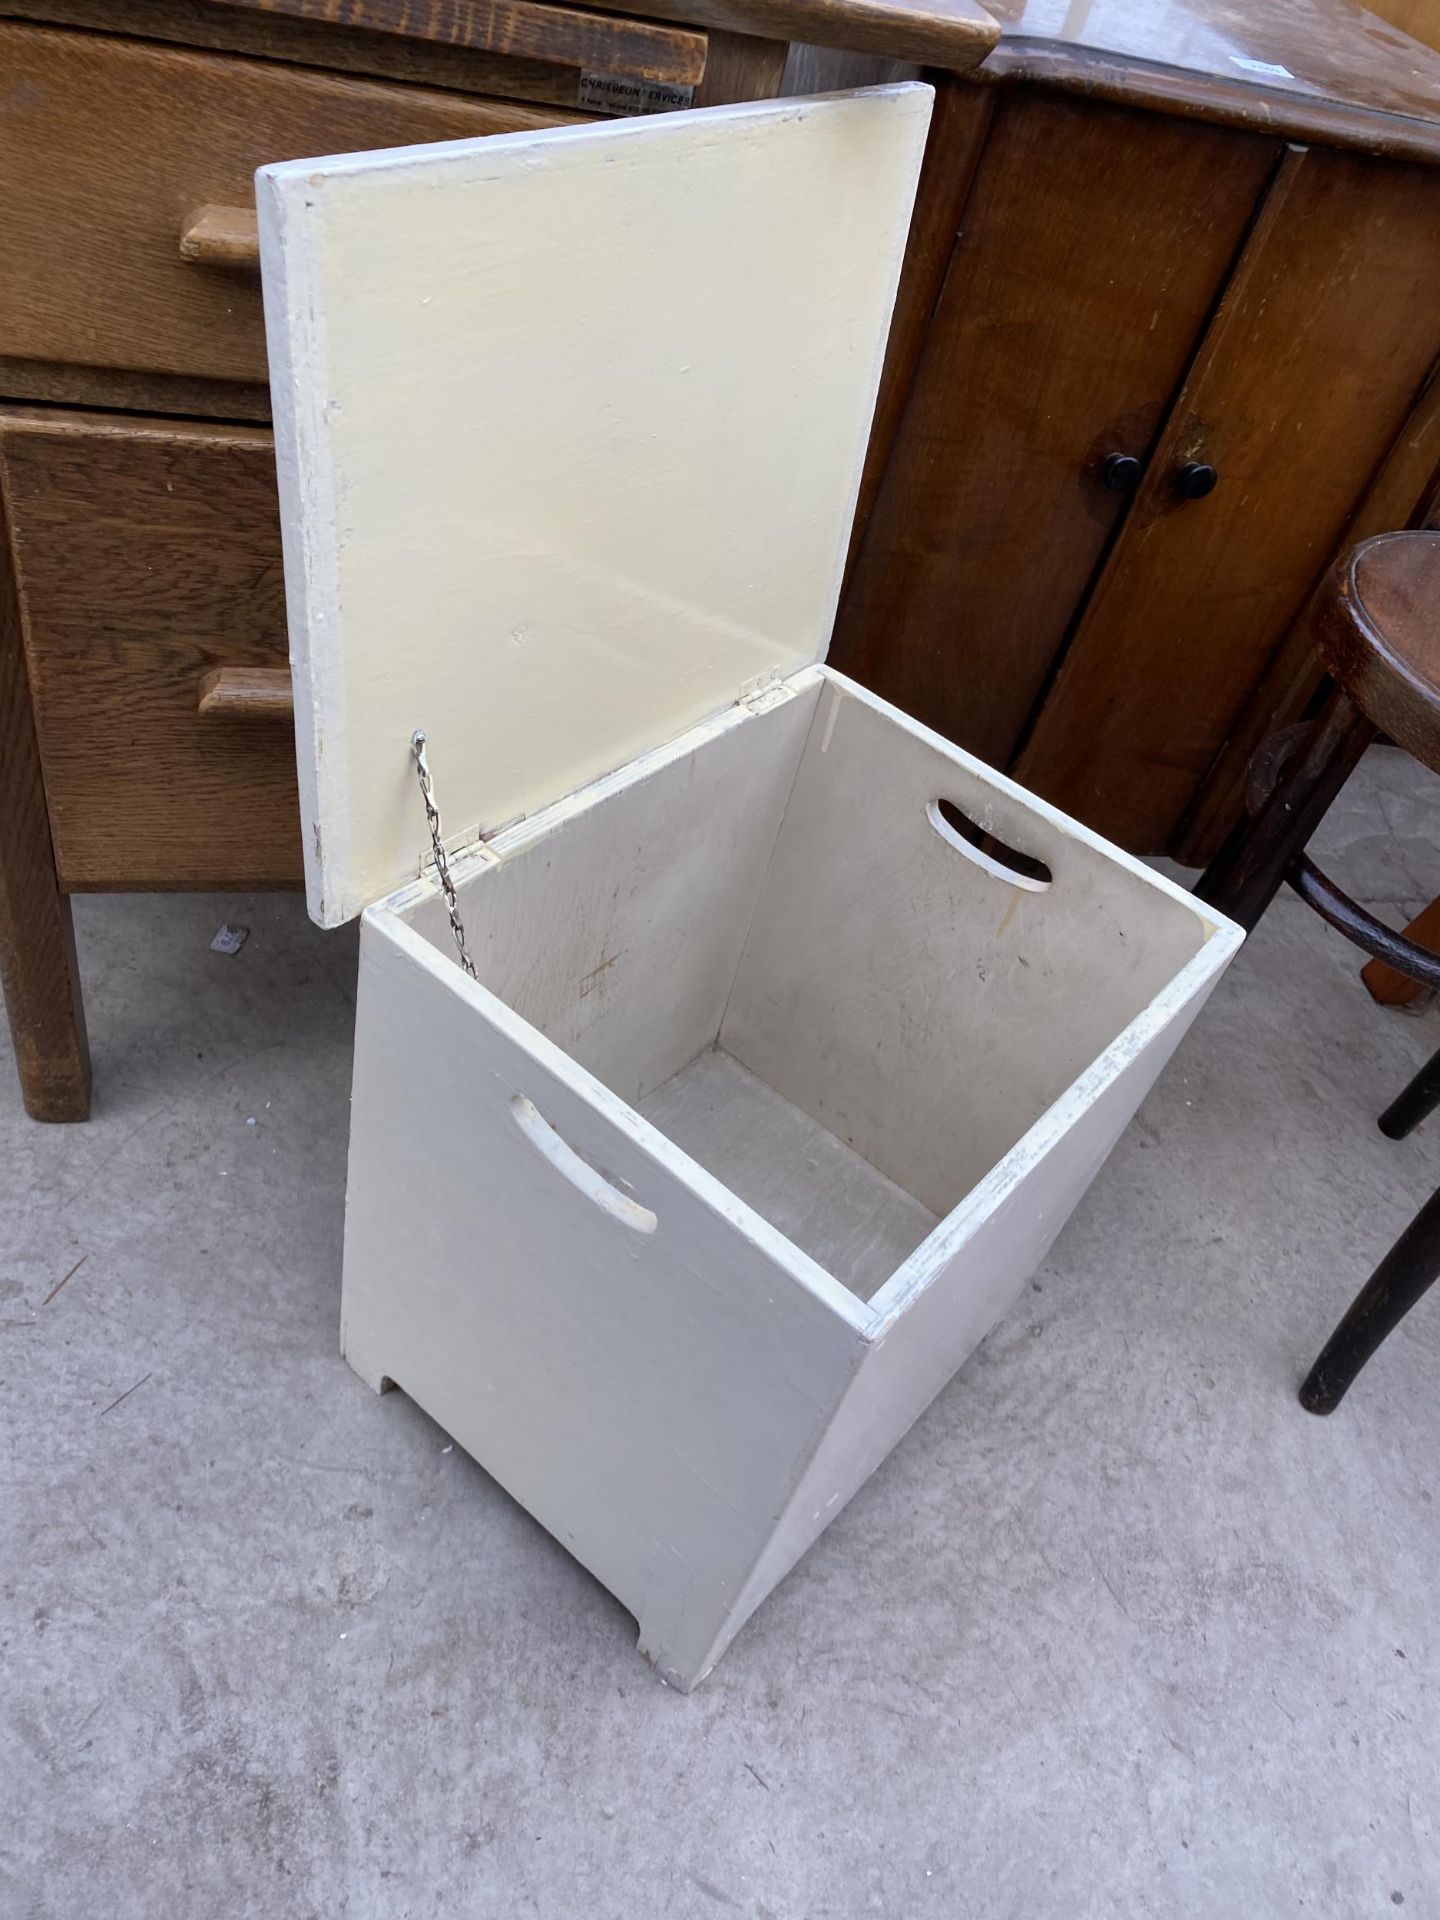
257,86 -> 1242,1689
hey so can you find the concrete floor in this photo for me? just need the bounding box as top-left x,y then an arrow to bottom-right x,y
4,747 -> 1440,1918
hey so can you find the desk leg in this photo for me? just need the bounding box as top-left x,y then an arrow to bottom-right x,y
0,493 -> 89,1121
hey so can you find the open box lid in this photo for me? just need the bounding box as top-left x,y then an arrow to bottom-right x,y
258,86 -> 931,927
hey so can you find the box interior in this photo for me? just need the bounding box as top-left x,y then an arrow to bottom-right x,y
398,674 -> 1214,1303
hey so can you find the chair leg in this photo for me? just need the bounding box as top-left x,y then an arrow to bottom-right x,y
1299,1183 -> 1440,1414
1379,1040 -> 1440,1140
1196,691 -> 1374,931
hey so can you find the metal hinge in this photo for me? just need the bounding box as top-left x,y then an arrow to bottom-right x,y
737,671 -> 790,716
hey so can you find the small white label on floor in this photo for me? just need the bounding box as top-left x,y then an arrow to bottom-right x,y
210,924 -> 250,956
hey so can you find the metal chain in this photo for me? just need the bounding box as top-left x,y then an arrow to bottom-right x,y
411,730 -> 478,979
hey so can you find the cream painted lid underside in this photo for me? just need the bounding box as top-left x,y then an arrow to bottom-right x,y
257,87 -> 932,927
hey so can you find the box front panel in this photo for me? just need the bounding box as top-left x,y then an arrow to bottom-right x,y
342,910 -> 865,1685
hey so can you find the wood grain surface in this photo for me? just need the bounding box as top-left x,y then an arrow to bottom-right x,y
222,0 -> 709,80
977,0 -> 1440,164
13,0 -> 1440,139
191,0 -> 999,67
11,0 -> 599,106
179,204 -> 262,269
1016,145 -> 1440,851
832,93 -> 1279,768
0,442 -> 92,1119
693,25 -> 787,100
197,665 -> 295,717
0,23 -> 577,388
1175,364 -> 1440,867
842,75 -> 993,570
1366,0 -> 1440,54
0,409 -> 304,890
0,354 -> 273,423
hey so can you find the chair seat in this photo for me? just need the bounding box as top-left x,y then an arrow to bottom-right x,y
1321,530 -> 1440,773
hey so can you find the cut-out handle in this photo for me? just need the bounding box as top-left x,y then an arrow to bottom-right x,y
510,1095 -> 657,1233
928,798 -> 1053,890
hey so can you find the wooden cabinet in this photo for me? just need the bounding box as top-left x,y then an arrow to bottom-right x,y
1014,143 -> 1440,853
835,41 -> 1440,861
835,92 -> 1281,779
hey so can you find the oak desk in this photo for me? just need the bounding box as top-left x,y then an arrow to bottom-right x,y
5,0 -> 1440,1123
0,0 -> 994,1121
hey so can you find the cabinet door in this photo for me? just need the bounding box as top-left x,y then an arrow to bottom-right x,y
1175,364 -> 1440,867
1016,145 -> 1440,853
829,91 -> 1280,767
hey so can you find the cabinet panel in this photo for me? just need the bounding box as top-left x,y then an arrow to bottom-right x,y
0,24 -> 576,388
830,92 -> 1279,767
844,78 -> 995,564
1017,146 -> 1440,852
2,409 -> 302,890
1175,364 -> 1440,867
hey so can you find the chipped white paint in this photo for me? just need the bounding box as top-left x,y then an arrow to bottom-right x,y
260,90 -> 1244,1691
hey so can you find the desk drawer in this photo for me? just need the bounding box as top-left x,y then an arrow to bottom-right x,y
2,408 -> 301,889
0,24 -> 579,388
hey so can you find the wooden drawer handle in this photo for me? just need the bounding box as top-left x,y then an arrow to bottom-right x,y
180,205 -> 260,271
198,667 -> 294,719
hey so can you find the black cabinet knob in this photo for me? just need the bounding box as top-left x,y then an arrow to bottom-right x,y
1101,453 -> 1143,495
1177,461 -> 1218,500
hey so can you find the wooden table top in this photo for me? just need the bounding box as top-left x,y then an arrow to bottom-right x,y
979,0 -> 1440,158
174,0 -> 1440,158
13,0 -> 1440,150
